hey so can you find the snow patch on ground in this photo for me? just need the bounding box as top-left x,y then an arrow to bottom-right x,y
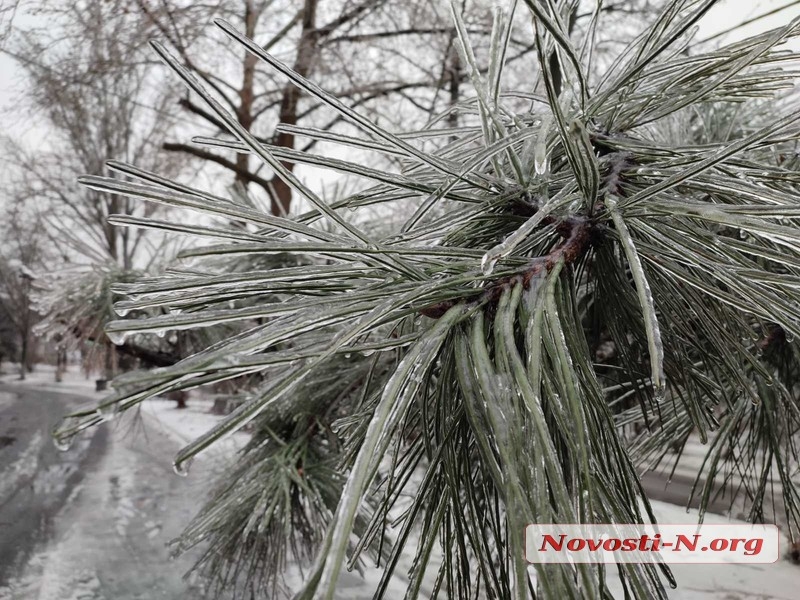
649,434 -> 800,494
603,500 -> 799,600
0,415 -> 212,600
0,431 -> 42,504
0,392 -> 16,410
139,397 -> 248,463
0,550 -> 106,600
0,365 -> 102,400
106,471 -> 138,538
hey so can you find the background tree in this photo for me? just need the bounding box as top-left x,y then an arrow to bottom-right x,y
0,304 -> 18,372
4,0 -> 189,385
0,0 -> 20,46
0,205 -> 48,380
133,0 -> 660,218
132,0 -> 543,215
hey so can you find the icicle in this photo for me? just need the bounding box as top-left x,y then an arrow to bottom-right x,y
534,114 -> 553,176
606,196 -> 666,400
172,457 -> 193,477
54,433 -> 76,452
481,253 -> 500,276
96,402 -> 119,423
106,330 -> 129,346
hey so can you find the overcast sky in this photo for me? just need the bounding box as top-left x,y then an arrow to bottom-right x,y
0,0 -> 798,164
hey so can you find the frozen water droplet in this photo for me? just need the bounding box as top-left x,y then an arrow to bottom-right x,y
54,433 -> 76,452
155,329 -> 167,339
534,154 -> 549,176
106,330 -> 128,346
653,379 -> 667,402
114,306 -> 130,317
481,252 -> 499,276
344,353 -> 351,359
169,308 -> 182,315
361,349 -> 376,357
96,402 -> 119,422
173,457 -> 193,477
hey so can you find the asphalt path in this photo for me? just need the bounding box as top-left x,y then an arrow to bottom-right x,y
0,383 -> 107,585
0,382 -> 216,599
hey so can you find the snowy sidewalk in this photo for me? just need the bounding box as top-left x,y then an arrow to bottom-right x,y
0,399 -> 225,599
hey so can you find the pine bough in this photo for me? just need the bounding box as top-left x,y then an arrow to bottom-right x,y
54,1 -> 800,598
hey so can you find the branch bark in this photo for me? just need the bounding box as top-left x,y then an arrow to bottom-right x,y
162,141 -> 276,198
419,216 -> 593,319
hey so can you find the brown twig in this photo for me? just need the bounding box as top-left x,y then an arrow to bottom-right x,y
420,217 -> 593,319
419,146 -> 633,319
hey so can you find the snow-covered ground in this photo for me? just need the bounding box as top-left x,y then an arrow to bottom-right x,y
1,364 -> 798,598
638,501 -> 798,600
0,371 -> 223,600
648,435 -> 800,499
0,364 -> 103,399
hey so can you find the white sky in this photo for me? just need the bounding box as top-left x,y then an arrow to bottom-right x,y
700,0 -> 800,42
0,0 -> 798,186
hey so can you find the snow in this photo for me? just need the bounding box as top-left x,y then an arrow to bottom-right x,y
649,435 -> 800,491
0,363 -> 247,460
0,431 -> 43,504
139,397 -> 248,461
0,391 -> 15,410
0,364 -> 102,399
0,390 -> 221,599
634,501 -> 798,600
2,365 -> 798,598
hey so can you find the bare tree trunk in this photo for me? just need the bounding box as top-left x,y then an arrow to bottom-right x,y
96,342 -> 114,391
17,275 -> 32,381
235,0 -> 258,194
18,329 -> 27,381
55,344 -> 67,382
104,342 -> 114,381
165,389 -> 189,409
447,35 -> 461,132
272,0 -> 319,216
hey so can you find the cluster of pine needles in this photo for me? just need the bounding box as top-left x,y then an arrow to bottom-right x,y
54,1 -> 800,598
